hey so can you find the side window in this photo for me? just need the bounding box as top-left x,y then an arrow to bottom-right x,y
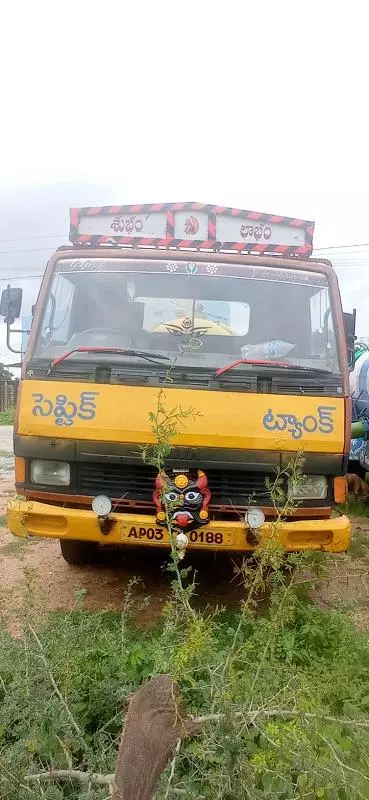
310,287 -> 330,333
41,294 -> 54,341
41,276 -> 75,344
310,286 -> 337,361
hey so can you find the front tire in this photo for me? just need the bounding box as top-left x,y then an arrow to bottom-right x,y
59,538 -> 98,565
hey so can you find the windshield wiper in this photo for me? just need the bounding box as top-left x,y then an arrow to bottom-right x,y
48,346 -> 171,374
215,358 -> 332,378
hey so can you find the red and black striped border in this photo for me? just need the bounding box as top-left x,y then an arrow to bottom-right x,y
69,202 -> 314,257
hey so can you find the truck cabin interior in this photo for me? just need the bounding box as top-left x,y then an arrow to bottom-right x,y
34,265 -> 338,371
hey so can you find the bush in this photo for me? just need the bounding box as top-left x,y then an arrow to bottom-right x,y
0,582 -> 369,799
0,407 -> 14,425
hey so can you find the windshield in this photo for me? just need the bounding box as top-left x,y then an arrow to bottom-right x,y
34,258 -> 340,373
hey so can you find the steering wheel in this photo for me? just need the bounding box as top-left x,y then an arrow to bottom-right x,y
67,328 -> 132,349
78,328 -> 124,336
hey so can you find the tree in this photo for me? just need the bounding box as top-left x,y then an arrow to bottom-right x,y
0,362 -> 14,382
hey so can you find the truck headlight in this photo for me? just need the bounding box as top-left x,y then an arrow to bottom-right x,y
288,475 -> 327,500
30,460 -> 70,486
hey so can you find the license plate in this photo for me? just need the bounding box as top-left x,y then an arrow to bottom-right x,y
120,525 -> 166,543
120,525 -> 234,547
187,530 -> 234,547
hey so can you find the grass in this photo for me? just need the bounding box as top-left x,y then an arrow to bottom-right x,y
336,497 -> 369,557
0,408 -> 14,425
0,514 -> 7,527
0,538 -> 30,558
343,496 -> 369,517
0,572 -> 368,799
348,527 -> 369,558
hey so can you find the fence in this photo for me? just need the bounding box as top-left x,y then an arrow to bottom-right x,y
0,380 -> 18,412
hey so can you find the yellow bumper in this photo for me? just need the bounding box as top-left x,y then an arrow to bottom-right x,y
7,497 -> 351,553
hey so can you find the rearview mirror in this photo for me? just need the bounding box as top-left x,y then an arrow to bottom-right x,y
344,309 -> 356,368
0,285 -> 23,323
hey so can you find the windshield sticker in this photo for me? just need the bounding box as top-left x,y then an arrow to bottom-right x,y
165,318 -> 209,338
180,339 -> 204,351
163,315 -> 211,351
54,259 -> 327,287
32,391 -> 99,427
262,405 -> 336,440
63,260 -> 106,273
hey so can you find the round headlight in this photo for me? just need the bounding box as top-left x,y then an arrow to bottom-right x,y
92,495 -> 112,517
245,507 -> 265,530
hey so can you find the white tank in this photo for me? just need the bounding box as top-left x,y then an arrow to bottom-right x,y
349,346 -> 369,464
350,349 -> 369,402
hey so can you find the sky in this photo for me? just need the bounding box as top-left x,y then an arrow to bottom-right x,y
0,0 -> 368,364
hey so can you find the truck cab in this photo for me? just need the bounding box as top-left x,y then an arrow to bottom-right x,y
4,203 -> 351,563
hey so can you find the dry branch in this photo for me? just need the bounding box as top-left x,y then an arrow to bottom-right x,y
28,625 -> 88,751
25,770 -> 114,786
193,708 -> 369,729
112,674 -> 195,800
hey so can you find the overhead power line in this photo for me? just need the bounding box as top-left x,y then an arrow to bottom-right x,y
0,233 -> 67,243
315,243 -> 369,251
0,275 -> 43,281
0,267 -> 44,273
0,246 -> 62,255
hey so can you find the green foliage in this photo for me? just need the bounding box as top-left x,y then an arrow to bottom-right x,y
0,407 -> 14,425
141,388 -> 200,471
340,496 -> 369,518
1,593 -> 369,799
0,363 -> 14,381
0,611 -> 157,799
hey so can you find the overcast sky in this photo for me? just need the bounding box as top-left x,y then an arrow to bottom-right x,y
0,0 -> 368,363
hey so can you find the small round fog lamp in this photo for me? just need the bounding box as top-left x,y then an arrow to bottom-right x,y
245,507 -> 265,530
92,495 -> 112,517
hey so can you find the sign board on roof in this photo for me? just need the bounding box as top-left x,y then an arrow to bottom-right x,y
69,203 -> 314,256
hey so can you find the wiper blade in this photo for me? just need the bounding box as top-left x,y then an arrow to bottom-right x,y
48,346 -> 171,374
215,358 -> 332,378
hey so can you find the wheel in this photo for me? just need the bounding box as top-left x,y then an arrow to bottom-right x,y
59,538 -> 98,565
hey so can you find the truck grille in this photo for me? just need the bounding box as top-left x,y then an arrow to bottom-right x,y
78,463 -> 157,502
77,463 -> 276,507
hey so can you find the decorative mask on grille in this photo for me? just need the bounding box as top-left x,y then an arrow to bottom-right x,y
153,469 -> 211,530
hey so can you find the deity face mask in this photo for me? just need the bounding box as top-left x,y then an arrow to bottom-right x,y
153,469 -> 211,531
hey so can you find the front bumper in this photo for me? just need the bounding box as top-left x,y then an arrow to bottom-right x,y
7,498 -> 351,553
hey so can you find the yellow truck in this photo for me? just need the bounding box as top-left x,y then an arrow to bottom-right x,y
3,202 -> 352,563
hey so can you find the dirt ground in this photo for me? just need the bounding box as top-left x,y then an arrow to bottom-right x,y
1,452 -> 369,634
310,517 -> 369,629
0,460 -> 248,635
